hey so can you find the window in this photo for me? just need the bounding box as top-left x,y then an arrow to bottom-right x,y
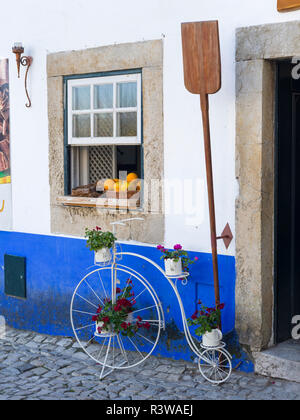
65,71 -> 142,206
67,73 -> 141,146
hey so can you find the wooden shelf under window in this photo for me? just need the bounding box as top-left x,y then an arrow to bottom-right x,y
57,195 -> 141,210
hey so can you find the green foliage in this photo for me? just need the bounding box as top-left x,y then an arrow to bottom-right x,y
188,302 -> 224,337
85,227 -> 116,252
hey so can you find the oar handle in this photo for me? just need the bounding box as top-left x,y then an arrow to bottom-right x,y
200,93 -> 221,311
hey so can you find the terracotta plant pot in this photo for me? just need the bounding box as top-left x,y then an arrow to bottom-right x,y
164,258 -> 183,277
94,247 -> 111,264
202,329 -> 223,347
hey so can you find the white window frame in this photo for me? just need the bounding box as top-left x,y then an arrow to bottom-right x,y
67,73 -> 141,146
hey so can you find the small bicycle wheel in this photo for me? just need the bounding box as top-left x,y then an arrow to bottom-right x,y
198,348 -> 232,385
70,265 -> 162,371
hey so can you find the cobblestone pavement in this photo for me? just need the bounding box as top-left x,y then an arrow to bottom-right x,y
0,328 -> 299,400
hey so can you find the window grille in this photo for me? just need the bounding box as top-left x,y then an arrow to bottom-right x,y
89,146 -> 115,183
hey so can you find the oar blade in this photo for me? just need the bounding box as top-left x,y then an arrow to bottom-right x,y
181,21 -> 221,95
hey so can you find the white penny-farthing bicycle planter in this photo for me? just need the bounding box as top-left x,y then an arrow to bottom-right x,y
70,218 -> 232,385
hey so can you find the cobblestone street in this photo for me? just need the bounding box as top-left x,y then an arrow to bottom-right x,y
0,327 -> 299,400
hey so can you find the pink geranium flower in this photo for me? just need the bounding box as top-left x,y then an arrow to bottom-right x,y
174,244 -> 182,251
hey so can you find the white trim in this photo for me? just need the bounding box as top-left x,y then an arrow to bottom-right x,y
69,137 -> 141,147
67,73 -> 141,146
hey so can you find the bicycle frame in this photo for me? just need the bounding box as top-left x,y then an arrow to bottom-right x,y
114,250 -> 214,364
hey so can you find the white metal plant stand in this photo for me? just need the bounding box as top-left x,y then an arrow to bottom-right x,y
70,218 -> 232,385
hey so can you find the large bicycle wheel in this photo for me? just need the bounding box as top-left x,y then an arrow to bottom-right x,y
70,265 -> 162,372
198,348 -> 232,384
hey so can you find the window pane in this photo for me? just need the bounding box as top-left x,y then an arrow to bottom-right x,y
117,82 -> 137,108
117,112 -> 137,137
94,113 -> 113,137
72,114 -> 91,137
94,84 -> 113,109
72,86 -> 90,110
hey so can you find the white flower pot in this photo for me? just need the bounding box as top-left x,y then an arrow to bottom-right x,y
95,321 -> 115,337
164,258 -> 183,277
94,247 -> 111,264
202,329 -> 223,348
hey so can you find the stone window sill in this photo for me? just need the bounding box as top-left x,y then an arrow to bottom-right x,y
57,196 -> 141,210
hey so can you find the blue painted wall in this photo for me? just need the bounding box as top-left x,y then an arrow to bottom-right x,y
0,231 -> 253,372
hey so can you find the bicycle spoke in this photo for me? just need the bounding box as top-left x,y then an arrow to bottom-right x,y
83,336 -> 95,348
127,336 -> 144,360
76,293 -> 98,309
131,287 -> 146,303
117,334 -> 129,365
75,323 -> 95,331
206,365 -> 215,379
98,271 -> 108,299
136,332 -> 155,345
131,305 -> 157,315
215,368 -> 223,381
72,309 -> 97,316
136,319 -> 159,325
84,279 -> 104,306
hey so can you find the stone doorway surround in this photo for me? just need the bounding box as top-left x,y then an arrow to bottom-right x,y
236,21 -> 300,352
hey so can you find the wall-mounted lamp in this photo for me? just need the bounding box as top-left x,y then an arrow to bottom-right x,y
12,43 -> 33,108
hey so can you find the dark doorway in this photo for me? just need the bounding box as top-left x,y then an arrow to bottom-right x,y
275,61 -> 300,343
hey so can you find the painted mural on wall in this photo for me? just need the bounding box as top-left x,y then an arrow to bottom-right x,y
0,59 -> 10,185
0,59 -> 12,231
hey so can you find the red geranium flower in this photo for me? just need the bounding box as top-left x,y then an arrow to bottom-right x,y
97,327 -> 102,333
143,322 -> 150,330
102,316 -> 110,323
116,287 -> 121,294
92,315 -> 98,322
117,298 -> 132,308
219,303 -> 225,310
121,322 -> 128,330
137,316 -> 142,322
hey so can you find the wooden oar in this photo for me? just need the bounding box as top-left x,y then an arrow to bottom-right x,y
182,21 -> 231,314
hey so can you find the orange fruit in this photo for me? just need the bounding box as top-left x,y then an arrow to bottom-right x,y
127,173 -> 138,183
104,179 -> 115,191
128,179 -> 139,192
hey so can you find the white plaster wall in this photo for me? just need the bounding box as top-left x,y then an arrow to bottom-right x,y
0,0 -> 299,255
